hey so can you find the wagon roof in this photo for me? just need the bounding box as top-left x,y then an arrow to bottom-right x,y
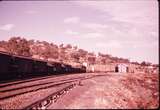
0,51 -> 47,63
0,51 -> 12,56
0,51 -> 70,66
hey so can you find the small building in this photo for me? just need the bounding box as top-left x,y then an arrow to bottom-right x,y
91,66 -> 95,72
115,64 -> 128,73
82,62 -> 88,67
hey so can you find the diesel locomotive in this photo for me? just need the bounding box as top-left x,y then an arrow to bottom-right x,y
0,51 -> 86,82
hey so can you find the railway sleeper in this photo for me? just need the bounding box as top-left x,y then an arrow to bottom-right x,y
34,99 -> 52,109
26,83 -> 77,109
41,99 -> 51,107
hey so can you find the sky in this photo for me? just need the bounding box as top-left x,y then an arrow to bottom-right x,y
0,0 -> 159,64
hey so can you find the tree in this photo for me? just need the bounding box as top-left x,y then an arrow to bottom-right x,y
131,61 -> 140,65
100,58 -> 106,64
88,56 -> 96,64
19,38 -> 31,56
70,52 -> 80,62
50,45 -> 59,59
28,39 -> 34,45
36,41 -> 59,60
78,49 -> 88,58
59,47 -> 67,61
66,44 -> 72,49
59,44 -> 63,48
73,46 -> 78,50
141,61 -> 151,66
7,37 -> 19,54
0,40 -> 7,49
88,52 -> 94,56
7,37 -> 31,56
98,52 -> 111,58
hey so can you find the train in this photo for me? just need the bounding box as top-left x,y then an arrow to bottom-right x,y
0,51 -> 86,82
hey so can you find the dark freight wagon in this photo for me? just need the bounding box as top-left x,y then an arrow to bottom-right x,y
0,52 -> 12,80
33,60 -> 48,76
12,56 -> 34,78
52,62 -> 63,74
0,51 -> 86,82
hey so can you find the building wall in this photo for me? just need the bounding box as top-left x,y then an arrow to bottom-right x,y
117,64 -> 128,73
85,63 -> 142,73
86,64 -> 115,72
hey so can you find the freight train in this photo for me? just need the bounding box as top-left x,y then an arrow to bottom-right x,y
0,51 -> 86,82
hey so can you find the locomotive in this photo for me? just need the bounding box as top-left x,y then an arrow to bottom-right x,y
0,51 -> 86,82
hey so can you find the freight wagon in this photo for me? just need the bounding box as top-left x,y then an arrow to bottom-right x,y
0,51 -> 86,82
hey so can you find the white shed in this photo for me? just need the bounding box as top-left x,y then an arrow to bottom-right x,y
82,62 -> 88,67
115,64 -> 128,73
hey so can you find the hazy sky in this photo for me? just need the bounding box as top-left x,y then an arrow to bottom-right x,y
0,1 -> 158,64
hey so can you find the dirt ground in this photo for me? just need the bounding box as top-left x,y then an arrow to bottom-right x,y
49,72 -> 159,109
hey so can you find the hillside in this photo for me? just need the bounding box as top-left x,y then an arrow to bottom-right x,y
0,37 -> 157,70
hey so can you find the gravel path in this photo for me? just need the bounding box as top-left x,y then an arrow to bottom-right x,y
48,72 -> 159,109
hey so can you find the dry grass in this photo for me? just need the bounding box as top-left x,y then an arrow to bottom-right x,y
120,72 -> 159,109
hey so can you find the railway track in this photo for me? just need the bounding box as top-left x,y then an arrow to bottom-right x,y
0,73 -> 108,109
0,76 -> 87,100
24,74 -> 108,109
24,82 -> 78,109
0,73 -> 83,88
0,73 -> 108,99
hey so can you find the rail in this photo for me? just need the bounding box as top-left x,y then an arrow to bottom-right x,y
24,82 -> 78,109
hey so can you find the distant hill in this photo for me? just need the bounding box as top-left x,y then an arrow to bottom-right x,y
0,37 -> 155,67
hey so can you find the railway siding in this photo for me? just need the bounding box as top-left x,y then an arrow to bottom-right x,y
25,83 -> 77,109
0,83 -> 73,109
0,73 -> 104,109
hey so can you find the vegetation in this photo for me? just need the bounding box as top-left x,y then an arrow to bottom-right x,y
0,36 -> 154,66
